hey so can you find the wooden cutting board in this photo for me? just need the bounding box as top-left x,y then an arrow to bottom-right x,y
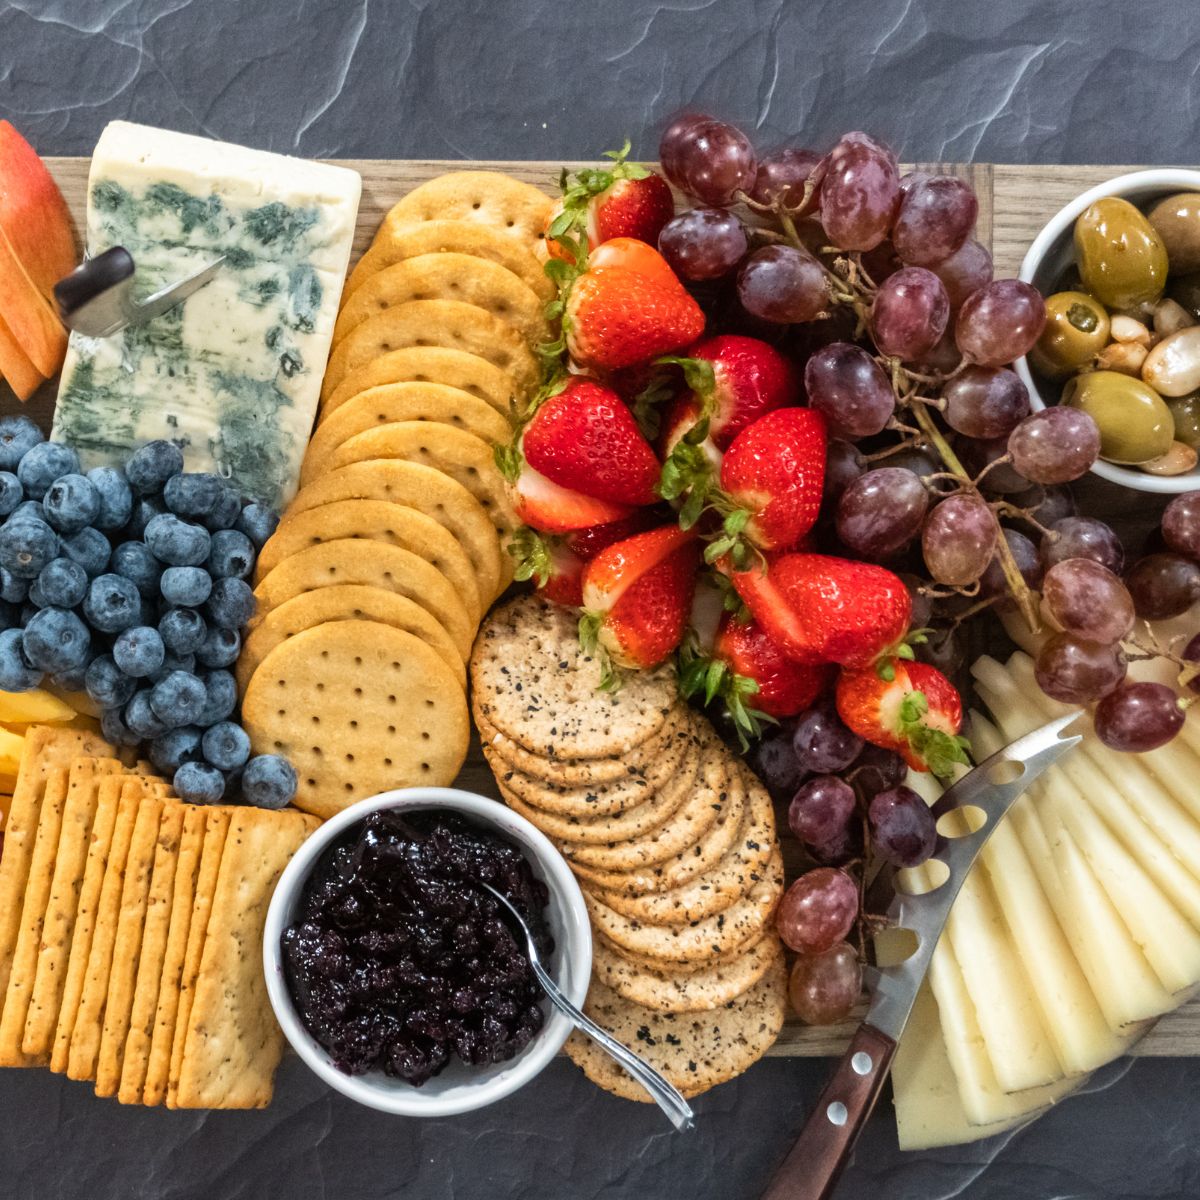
20,159 -> 1199,1058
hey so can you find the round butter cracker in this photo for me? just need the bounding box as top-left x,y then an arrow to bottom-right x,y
381,172 -> 554,248
242,621 -> 469,821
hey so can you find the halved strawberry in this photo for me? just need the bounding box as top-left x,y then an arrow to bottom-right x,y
508,528 -> 584,607
581,525 -> 699,675
565,509 -> 662,560
520,377 -> 661,506
836,658 -> 970,777
507,462 -> 634,534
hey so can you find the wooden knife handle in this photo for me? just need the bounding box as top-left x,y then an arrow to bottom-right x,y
758,1023 -> 897,1200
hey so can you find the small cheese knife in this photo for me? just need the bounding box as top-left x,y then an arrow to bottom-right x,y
758,711 -> 1083,1200
53,246 -> 225,337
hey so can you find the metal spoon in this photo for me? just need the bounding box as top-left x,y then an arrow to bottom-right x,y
479,881 -> 696,1132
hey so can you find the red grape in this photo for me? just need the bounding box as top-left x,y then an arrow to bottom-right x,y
958,435 -> 1033,495
1019,484 -> 1076,527
1183,633 -> 1200,695
737,245 -> 829,323
1094,682 -> 1185,752
914,329 -> 963,373
809,821 -> 865,866
916,625 -> 967,676
893,173 -> 978,266
871,267 -> 950,361
789,775 -> 857,845
804,343 -> 895,439
745,723 -> 808,802
749,148 -> 822,209
823,439 -> 866,504
979,527 -> 1042,597
922,494 -> 998,585
900,572 -> 934,628
868,785 -> 938,868
942,366 -> 1030,439
788,943 -> 862,1025
792,698 -> 864,773
1126,553 -> 1200,619
1042,558 -> 1135,643
819,131 -> 900,251
776,867 -> 859,953
931,238 -> 994,309
836,467 -> 929,558
1040,516 -> 1124,574
850,743 -> 907,797
858,239 -> 901,286
1163,491 -> 1200,560
955,280 -> 1047,367
659,114 -> 757,206
658,208 -> 748,281
1007,407 -> 1101,484
1035,632 -> 1127,703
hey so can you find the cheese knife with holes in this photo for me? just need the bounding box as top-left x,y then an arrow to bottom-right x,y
758,712 -> 1083,1200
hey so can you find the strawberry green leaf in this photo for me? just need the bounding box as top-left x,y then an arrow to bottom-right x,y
508,527 -> 555,586
897,689 -> 972,779
578,611 -> 601,657
493,440 -> 523,483
703,658 -> 726,705
655,355 -> 716,411
875,658 -> 896,683
723,508 -> 751,536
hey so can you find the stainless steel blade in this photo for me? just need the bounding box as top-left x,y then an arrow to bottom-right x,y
866,711 -> 1083,1043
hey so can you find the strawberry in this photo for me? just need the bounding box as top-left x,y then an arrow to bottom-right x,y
727,552 -> 912,667
520,377 -> 661,506
580,526 -> 698,675
835,658 -> 970,777
566,509 -> 662,560
508,528 -> 584,606
544,142 -> 674,262
507,462 -> 634,534
587,237 -> 682,287
565,250 -> 705,372
711,614 -> 830,718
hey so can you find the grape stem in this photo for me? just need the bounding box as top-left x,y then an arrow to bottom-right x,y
776,209 -> 866,315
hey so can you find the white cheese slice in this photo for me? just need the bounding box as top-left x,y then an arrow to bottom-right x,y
53,120 -> 361,510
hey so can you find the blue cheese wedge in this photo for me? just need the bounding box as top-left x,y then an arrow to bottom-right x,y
53,121 -> 361,510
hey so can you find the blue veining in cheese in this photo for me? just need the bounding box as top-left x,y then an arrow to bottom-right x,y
53,121 -> 361,511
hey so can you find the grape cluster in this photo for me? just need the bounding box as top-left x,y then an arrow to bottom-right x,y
0,418 -> 294,808
747,698 -> 938,1024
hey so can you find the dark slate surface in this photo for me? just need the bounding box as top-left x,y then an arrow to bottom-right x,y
3,0 -> 1200,1196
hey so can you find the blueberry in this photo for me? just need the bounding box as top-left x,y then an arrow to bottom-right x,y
100,705 -> 138,747
108,542 -> 159,599
154,651 -> 196,680
35,557 -> 87,609
206,577 -> 255,630
87,467 -> 133,532
125,440 -> 183,496
196,668 -> 237,727
241,754 -> 297,809
19,602 -> 37,626
7,500 -> 45,524
195,625 -> 240,669
123,496 -> 165,540
235,502 -> 279,550
113,625 -> 165,679
159,607 -> 207,655
0,517 -> 59,579
0,567 -> 26,605
41,474 -> 100,533
160,565 -> 211,608
200,720 -> 250,771
150,669 -> 207,727
0,627 -> 41,690
125,690 -> 166,739
0,472 -> 22,517
16,442 -> 79,500
60,527 -> 110,577
85,653 -> 137,708
149,726 -> 204,775
145,514 -> 211,567
50,664 -> 89,692
173,760 -> 226,805
164,472 -> 224,519
0,599 -> 18,631
207,529 -> 255,581
0,416 -> 44,472
202,484 -> 242,532
22,607 -> 90,673
84,574 -> 141,634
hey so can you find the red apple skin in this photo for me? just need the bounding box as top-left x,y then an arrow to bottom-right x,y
0,121 -> 77,298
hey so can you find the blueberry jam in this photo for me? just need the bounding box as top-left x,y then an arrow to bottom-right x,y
281,809 -> 553,1086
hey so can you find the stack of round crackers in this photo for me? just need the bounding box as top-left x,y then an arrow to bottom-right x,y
241,173 -> 556,821
472,596 -> 788,1102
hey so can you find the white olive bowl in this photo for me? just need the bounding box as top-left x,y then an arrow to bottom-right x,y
1014,167 -> 1200,495
263,787 -> 592,1117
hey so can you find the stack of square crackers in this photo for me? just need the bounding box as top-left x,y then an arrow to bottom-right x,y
473,596 -> 789,1101
0,725 -> 316,1108
239,172 -> 557,821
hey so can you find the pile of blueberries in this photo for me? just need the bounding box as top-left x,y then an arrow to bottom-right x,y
0,416 -> 295,809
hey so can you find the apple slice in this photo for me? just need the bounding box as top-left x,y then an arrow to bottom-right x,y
0,308 -> 44,401
0,221 -> 66,379
0,121 -> 76,299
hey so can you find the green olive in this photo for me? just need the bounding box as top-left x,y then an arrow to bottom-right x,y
1169,271 -> 1200,318
1144,192 -> 1200,274
1028,290 -> 1110,378
1074,197 -> 1169,309
1168,392 -> 1200,449
1062,369 -> 1174,464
